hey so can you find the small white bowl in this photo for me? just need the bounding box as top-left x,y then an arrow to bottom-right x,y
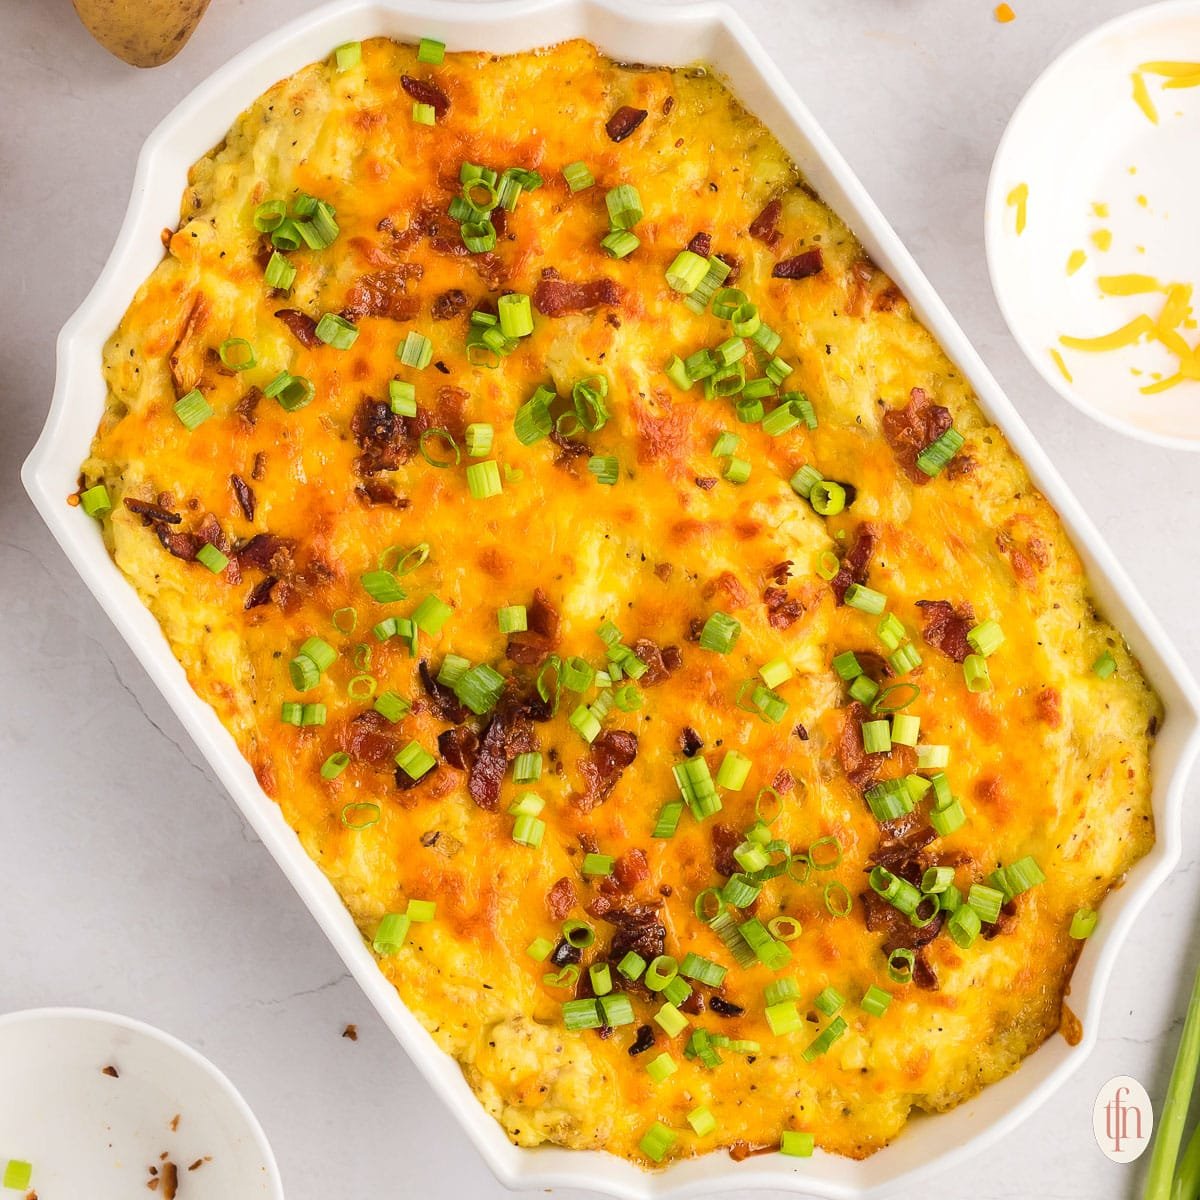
0,1008 -> 283,1200
986,0 -> 1200,450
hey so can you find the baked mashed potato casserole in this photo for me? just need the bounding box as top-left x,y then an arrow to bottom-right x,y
79,36 -> 1160,1166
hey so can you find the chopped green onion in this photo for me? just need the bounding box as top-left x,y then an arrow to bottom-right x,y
395,740 -> 436,780
218,337 -> 256,371
196,543 -> 228,574
514,385 -> 554,444
723,456 -> 751,483
967,619 -> 1005,657
80,484 -> 111,518
1070,907 -> 1098,939
887,947 -> 916,984
412,102 -> 436,125
397,330 -> 433,369
809,480 -> 846,516
687,1106 -> 717,1137
963,653 -> 992,692
588,455 -> 619,485
512,814 -> 546,847
340,801 -> 378,829
268,372 -> 315,411
466,460 -> 503,499
373,912 -> 410,954
569,703 -> 602,743
808,835 -> 842,871
823,881 -> 852,917
645,1052 -> 676,1082
917,743 -> 950,770
861,719 -> 891,754
665,249 -> 710,294
406,898 -> 436,923
262,250 -> 295,291
453,664 -> 505,715
497,293 -> 534,339
861,984 -> 892,1017
334,40 -> 361,70
639,1121 -> 677,1163
679,952 -> 727,987
600,228 -> 639,258
843,584 -> 887,615
684,255 -> 733,314
461,218 -> 497,252
270,218 -> 303,251
645,955 -> 679,992
699,611 -> 740,654
369,691 -> 408,724
526,936 -> 554,961
832,651 -> 862,680
891,712 -> 921,747
716,750 -> 752,790
1093,649 -> 1117,679
947,903 -> 981,948
814,986 -> 844,1016
563,997 -> 604,1030
362,569 -> 406,604
563,160 -> 595,192
315,313 -> 359,349
411,595 -> 451,636
173,388 -> 212,430
967,883 -> 1004,924
254,199 -> 287,232
583,852 -> 615,876
507,751 -> 541,784
802,1016 -> 847,1061
280,701 -> 303,726
780,1131 -> 814,1158
589,962 -> 613,996
599,992 -> 635,1026
889,642 -> 922,674
652,800 -> 684,838
606,184 -> 643,230
417,36 -> 445,63
916,427 -> 965,477
654,1002 -> 689,1038
741,377 -> 777,401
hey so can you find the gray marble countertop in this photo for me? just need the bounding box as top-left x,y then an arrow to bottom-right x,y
3,1 -> 1198,1197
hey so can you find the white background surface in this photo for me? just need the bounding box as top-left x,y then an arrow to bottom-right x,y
2,1 -> 1199,1198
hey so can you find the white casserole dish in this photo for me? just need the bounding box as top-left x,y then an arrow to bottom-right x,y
21,1 -> 1200,1195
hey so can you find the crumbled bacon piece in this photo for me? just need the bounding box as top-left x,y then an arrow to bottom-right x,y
748,198 -> 781,247
631,638 -> 676,686
763,585 -> 803,630
355,480 -> 410,508
916,599 -> 975,663
712,822 -> 741,877
437,725 -> 479,769
1036,687 -> 1063,729
505,588 -> 560,665
400,74 -> 450,116
418,660 -> 468,724
882,387 -> 954,484
836,700 -> 882,790
830,523 -> 879,603
351,397 -> 414,474
341,270 -> 421,323
679,726 -> 704,757
124,497 -> 181,524
230,474 -> 255,521
605,105 -> 648,141
342,710 -> 400,770
612,848 -> 650,892
576,730 -> 639,811
274,308 -> 319,348
235,386 -> 262,427
772,248 -> 823,279
236,532 -> 293,572
591,898 -> 665,962
431,288 -> 468,320
468,692 -> 536,810
533,275 -> 623,317
243,577 -> 276,610
546,877 -> 578,921
686,232 -> 712,256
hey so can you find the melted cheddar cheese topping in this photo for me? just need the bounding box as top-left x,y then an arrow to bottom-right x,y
82,39 -> 1159,1165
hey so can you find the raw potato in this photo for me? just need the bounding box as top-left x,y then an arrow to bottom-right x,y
71,0 -> 212,67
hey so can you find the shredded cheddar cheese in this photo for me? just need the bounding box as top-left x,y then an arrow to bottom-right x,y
1006,183 -> 1028,235
77,37 -> 1159,1168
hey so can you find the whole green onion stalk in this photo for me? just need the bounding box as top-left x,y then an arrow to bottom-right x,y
1145,958 -> 1200,1199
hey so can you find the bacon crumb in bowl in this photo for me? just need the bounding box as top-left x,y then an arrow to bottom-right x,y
0,1009 -> 281,1199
